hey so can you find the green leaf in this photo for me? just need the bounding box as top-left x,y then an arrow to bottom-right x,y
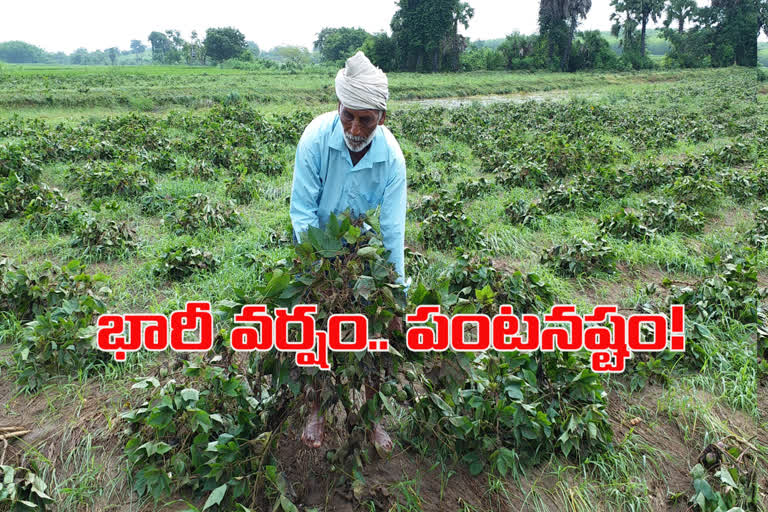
357,246 -> 378,259
279,496 -> 299,512
180,388 -> 200,402
203,484 -> 227,510
306,225 -> 343,257
717,468 -> 737,488
262,270 -> 290,298
353,276 -> 376,300
132,377 -> 160,389
504,382 -> 522,400
468,460 -> 484,476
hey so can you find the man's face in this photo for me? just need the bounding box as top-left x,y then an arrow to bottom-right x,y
338,103 -> 386,152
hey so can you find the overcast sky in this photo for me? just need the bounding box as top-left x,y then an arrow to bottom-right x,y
3,0 -> 761,55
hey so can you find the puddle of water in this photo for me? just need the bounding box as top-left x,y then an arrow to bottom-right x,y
396,90 -> 570,108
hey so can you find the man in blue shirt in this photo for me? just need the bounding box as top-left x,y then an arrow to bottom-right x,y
289,52 -> 406,453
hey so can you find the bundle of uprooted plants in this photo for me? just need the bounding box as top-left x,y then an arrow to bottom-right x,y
218,212 -> 410,480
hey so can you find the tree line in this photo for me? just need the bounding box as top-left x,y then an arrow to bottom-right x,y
357,0 -> 766,71
2,0 -> 767,71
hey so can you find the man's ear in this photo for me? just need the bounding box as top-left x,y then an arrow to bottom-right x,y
378,111 -> 387,125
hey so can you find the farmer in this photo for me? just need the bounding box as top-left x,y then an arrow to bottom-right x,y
289,51 -> 407,453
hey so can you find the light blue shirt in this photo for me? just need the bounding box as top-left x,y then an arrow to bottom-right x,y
289,111 -> 407,286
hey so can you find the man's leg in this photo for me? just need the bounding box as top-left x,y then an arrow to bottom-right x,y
301,379 -> 325,449
364,382 -> 393,454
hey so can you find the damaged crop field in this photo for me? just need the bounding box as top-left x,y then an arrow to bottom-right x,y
0,66 -> 766,511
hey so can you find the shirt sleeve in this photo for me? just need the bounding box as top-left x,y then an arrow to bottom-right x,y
289,130 -> 322,243
379,154 -> 407,289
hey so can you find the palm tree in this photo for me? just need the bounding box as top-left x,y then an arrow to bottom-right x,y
539,0 -> 593,71
538,0 -> 568,68
664,0 -> 697,34
563,0 -> 593,71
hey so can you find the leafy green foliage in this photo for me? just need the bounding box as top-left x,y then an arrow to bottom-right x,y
138,190 -> 178,216
598,208 -> 656,241
541,236 -> 617,276
224,174 -> 259,205
0,465 -> 54,511
0,177 -> 80,234
666,175 -> 723,207
178,159 -> 220,181
216,213 -> 408,444
505,199 -> 542,227
456,178 -> 494,201
419,211 -> 483,251
123,362 -> 289,510
69,161 -> 155,199
0,175 -> 43,220
641,198 -> 704,234
410,168 -> 442,192
407,351 -> 611,477
410,189 -> 463,219
13,283 -> 110,392
0,142 -> 42,181
154,245 -> 220,280
164,194 -> 241,234
72,215 -> 138,260
540,183 -> 598,212
747,206 -> 768,249
22,187 -> 81,234
141,150 -> 177,174
689,451 -> 760,512
0,259 -> 108,322
204,27 -> 248,62
416,253 -> 555,316
665,254 -> 765,326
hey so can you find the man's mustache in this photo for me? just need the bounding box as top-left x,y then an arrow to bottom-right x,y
344,132 -> 368,142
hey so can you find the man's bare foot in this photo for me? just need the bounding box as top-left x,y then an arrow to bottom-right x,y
301,408 -> 325,449
371,422 -> 393,454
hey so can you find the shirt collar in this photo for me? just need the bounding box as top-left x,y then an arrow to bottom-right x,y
329,113 -> 388,164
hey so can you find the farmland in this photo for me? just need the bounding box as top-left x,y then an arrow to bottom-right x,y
0,65 -> 766,512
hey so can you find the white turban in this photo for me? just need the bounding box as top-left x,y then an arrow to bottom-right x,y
335,51 -> 389,111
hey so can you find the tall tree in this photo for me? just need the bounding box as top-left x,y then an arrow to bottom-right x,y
361,32 -> 397,71
204,27 -> 248,62
130,39 -> 146,54
106,47 -> 119,65
441,1 -> 474,71
664,0 -> 697,33
0,41 -> 46,63
710,0 -> 758,66
761,0 -> 768,37
564,0 -> 592,71
610,0 -> 640,57
313,27 -> 370,61
183,31 -> 205,65
611,0 -> 663,62
390,0 -> 473,72
538,0 -> 591,71
538,0 -> 569,69
70,48 -> 90,65
246,40 -> 260,58
148,31 -> 172,63
636,0 -> 666,57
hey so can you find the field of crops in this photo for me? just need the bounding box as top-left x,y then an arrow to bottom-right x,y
0,66 -> 766,512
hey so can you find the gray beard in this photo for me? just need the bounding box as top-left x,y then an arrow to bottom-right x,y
343,128 -> 376,152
